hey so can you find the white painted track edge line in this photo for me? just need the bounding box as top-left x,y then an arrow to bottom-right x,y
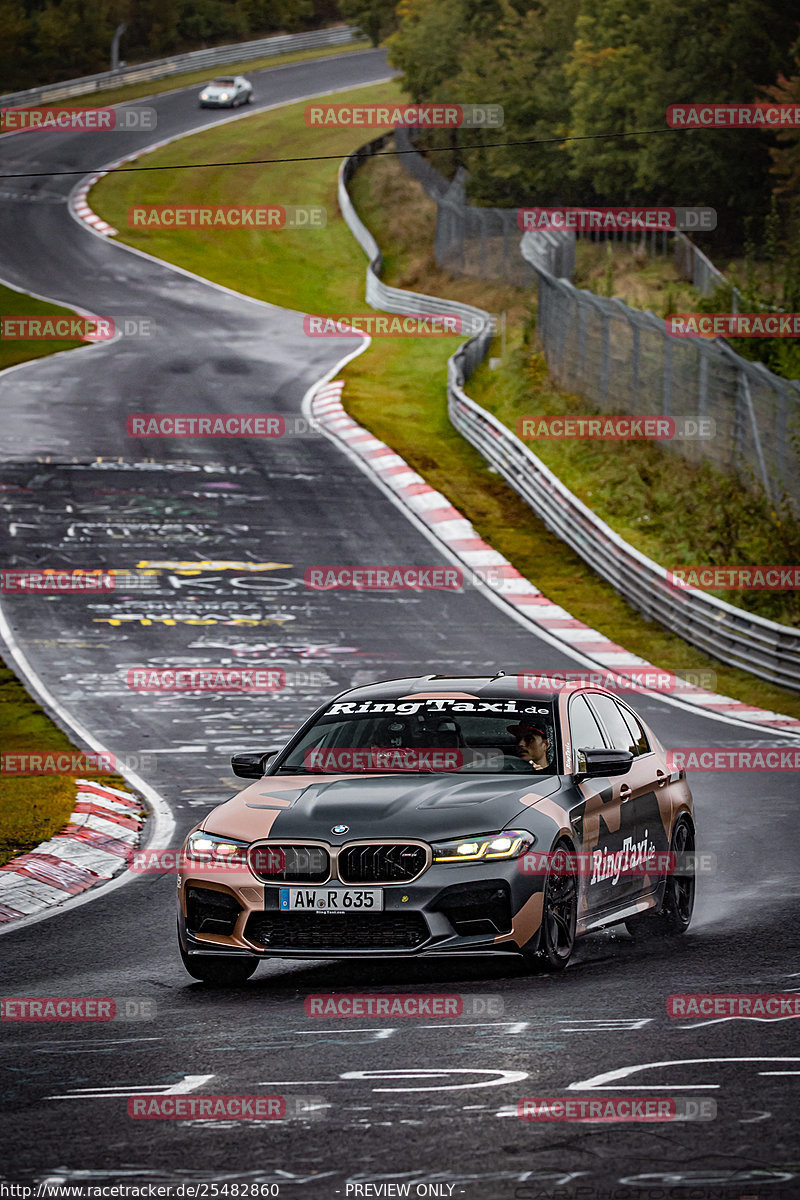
0,602 -> 175,935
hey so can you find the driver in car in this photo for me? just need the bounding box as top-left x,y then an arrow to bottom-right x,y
507,721 -> 552,771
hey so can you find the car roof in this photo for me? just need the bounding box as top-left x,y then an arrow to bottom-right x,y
330,674 -> 560,703
328,675 -> 637,708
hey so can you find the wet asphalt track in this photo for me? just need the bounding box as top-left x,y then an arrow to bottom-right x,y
1,47 -> 799,1198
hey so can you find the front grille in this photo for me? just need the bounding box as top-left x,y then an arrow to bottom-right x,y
245,912 -> 429,951
338,843 -> 427,884
248,844 -> 329,884
186,886 -> 241,936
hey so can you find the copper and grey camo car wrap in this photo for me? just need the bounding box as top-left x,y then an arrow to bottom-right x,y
177,679 -> 694,959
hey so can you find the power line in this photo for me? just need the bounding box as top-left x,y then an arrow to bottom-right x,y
0,126 -> 679,180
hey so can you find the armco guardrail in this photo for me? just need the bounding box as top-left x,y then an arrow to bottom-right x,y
448,384 -> 800,690
340,134 -> 800,692
1,25 -> 362,108
339,134 -> 493,344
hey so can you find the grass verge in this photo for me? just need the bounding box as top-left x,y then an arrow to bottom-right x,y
0,284 -> 86,371
90,89 -> 800,720
0,659 -> 128,866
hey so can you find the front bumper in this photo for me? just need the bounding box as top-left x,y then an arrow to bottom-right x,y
177,858 -> 545,960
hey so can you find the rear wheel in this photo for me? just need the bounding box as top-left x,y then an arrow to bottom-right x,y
625,817 -> 695,939
520,840 -> 577,972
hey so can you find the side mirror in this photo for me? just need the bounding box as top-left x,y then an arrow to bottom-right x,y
576,747 -> 633,778
231,750 -> 278,779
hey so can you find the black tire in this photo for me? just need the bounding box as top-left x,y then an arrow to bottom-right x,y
520,840 -> 577,972
245,92 -> 253,104
178,926 -> 258,985
625,817 -> 695,939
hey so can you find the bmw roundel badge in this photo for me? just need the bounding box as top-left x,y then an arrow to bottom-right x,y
331,824 -> 349,835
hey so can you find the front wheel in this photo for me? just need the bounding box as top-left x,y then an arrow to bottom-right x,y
520,840 -> 577,972
626,816 -> 695,939
178,927 -> 258,985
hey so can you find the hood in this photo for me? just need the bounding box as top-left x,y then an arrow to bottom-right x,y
202,84 -> 233,96
202,772 -> 564,844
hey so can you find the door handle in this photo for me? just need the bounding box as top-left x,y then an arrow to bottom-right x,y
619,784 -> 632,803
656,770 -> 668,787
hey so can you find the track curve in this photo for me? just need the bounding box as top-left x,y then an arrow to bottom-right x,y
1,47 -> 799,1196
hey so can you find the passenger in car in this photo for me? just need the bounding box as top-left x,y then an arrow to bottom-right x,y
507,721 -> 552,770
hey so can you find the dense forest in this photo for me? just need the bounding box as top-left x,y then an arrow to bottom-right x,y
3,0 -> 799,264
0,0 -> 341,89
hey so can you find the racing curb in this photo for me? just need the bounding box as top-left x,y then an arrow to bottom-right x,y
311,378 -> 800,733
0,779 -> 144,924
72,170 -> 119,236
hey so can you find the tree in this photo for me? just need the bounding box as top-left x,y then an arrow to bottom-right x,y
0,2 -> 33,92
338,0 -> 399,45
763,40 -> 800,206
564,0 -> 800,238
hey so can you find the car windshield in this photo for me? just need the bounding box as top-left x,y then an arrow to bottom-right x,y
212,78 -> 236,86
275,696 -> 560,775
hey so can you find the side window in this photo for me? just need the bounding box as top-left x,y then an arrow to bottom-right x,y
589,694 -> 642,755
618,703 -> 651,756
568,695 -> 607,751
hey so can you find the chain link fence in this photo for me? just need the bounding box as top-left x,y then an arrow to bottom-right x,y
527,235 -> 800,508
392,130 -> 799,509
394,128 -> 538,286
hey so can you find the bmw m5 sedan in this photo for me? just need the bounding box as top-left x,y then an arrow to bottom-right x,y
177,674 -> 696,983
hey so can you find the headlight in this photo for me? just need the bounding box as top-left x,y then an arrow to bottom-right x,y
219,92 -> 229,101
431,829 -> 535,863
200,92 -> 209,100
185,830 -> 249,866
